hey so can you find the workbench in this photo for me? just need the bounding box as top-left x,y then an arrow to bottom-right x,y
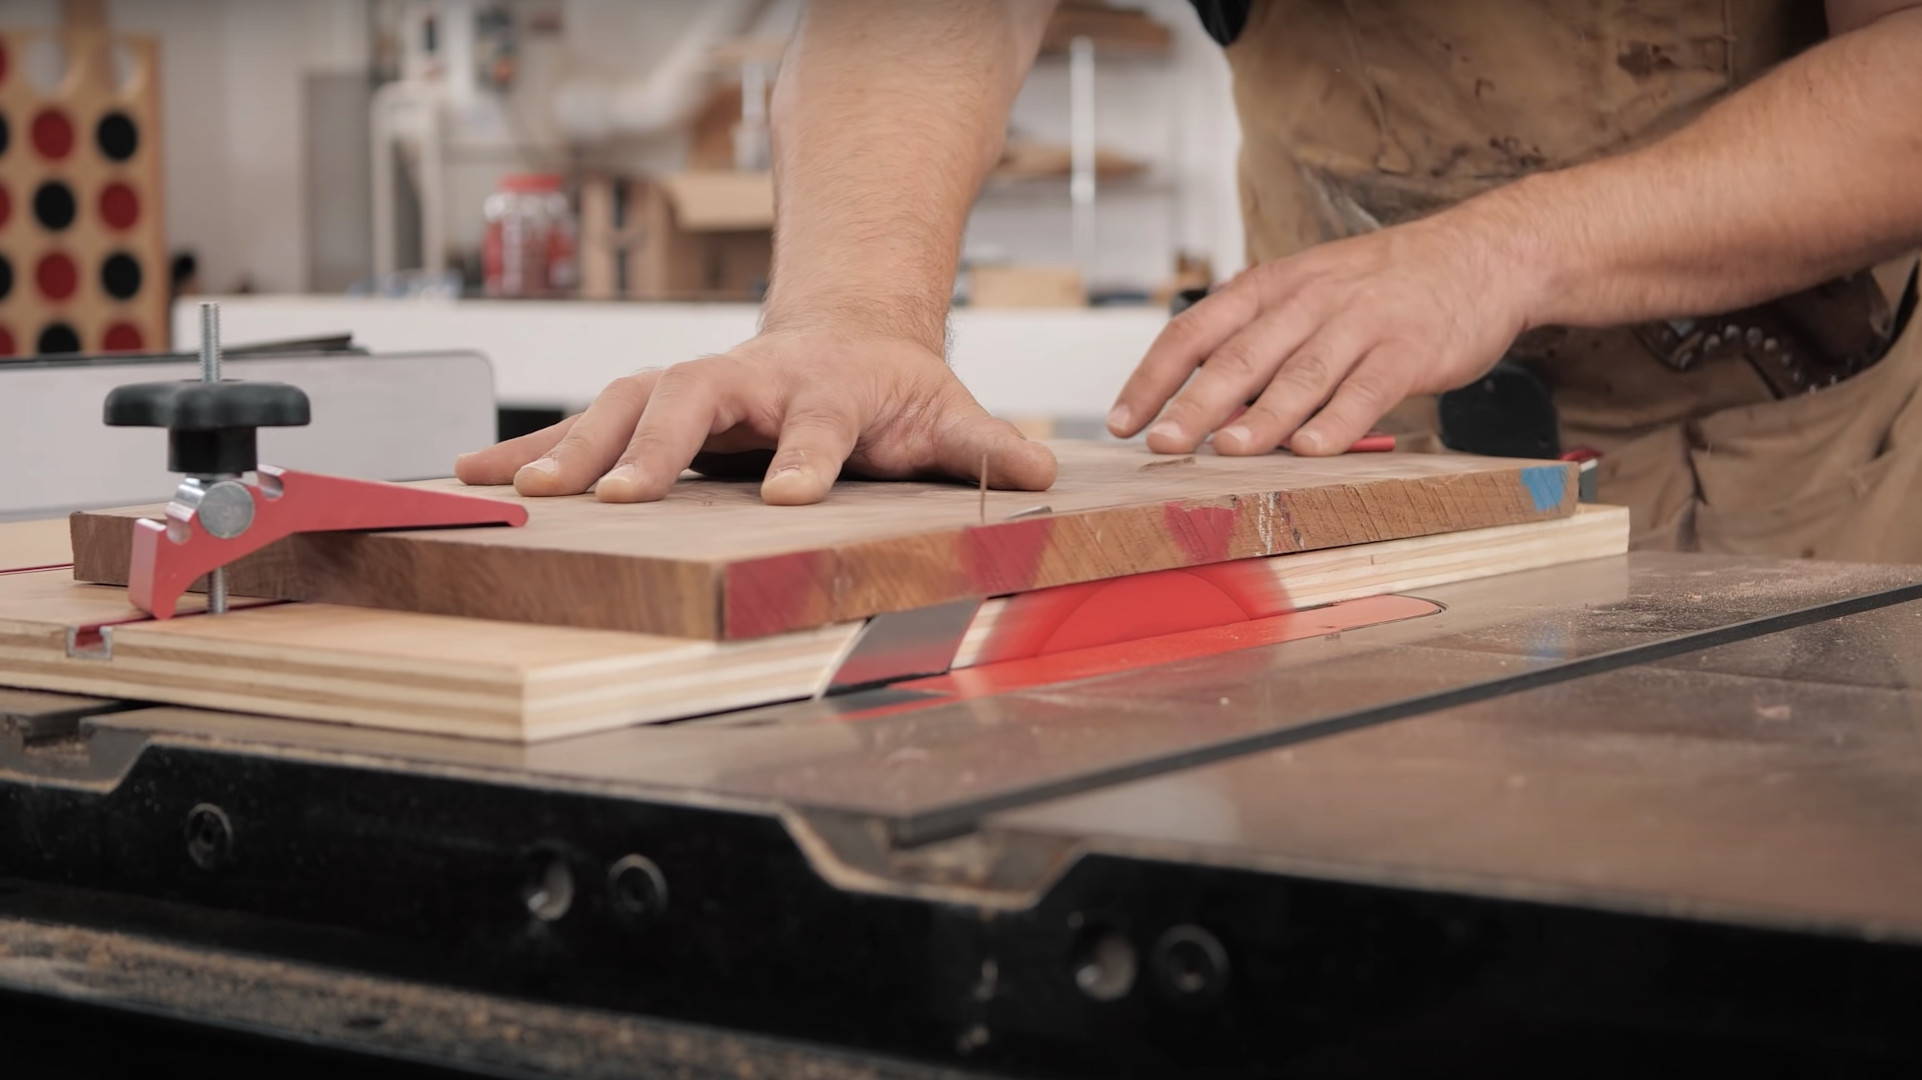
6,552 -> 1922,1077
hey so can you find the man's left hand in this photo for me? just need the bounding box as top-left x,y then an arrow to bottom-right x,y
1107,209 -> 1543,455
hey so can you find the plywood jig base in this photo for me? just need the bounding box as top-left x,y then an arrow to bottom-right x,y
0,517 -> 75,571
0,507 -> 1627,741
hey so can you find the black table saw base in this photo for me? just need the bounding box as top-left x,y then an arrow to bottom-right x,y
4,747 -> 1921,1077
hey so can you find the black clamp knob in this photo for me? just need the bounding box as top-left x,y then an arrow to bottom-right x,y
105,379 -> 311,475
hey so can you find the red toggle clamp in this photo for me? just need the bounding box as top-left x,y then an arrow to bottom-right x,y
128,466 -> 527,620
106,302 -> 528,621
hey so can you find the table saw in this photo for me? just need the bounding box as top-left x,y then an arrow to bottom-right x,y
5,335 -> 1922,1077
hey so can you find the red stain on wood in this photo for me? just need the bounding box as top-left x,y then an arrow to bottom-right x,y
724,550 -> 830,639
1162,502 -> 1238,565
957,517 -> 1056,596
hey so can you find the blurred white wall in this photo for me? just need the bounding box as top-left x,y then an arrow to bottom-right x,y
969,0 -> 1246,288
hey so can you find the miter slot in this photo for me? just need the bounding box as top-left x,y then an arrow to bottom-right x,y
64,622 -> 115,659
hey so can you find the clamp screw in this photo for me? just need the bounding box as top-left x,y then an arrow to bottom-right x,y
199,301 -> 222,383
199,303 -> 229,613
103,301 -> 310,617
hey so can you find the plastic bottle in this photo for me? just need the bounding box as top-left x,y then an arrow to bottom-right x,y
482,173 -> 577,297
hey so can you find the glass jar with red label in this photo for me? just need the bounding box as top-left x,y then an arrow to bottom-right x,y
482,173 -> 577,297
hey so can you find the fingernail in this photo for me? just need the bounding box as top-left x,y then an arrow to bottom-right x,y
1292,430 -> 1324,453
762,465 -> 820,505
1107,405 -> 1132,432
454,451 -> 477,467
1147,421 -> 1182,444
1219,424 -> 1251,449
594,464 -> 639,500
517,458 -> 558,477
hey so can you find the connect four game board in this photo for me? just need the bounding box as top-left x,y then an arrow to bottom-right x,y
0,17 -> 165,358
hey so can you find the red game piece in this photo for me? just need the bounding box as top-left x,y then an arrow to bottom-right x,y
35,251 -> 77,300
99,181 -> 139,229
102,321 -> 144,351
30,107 -> 73,160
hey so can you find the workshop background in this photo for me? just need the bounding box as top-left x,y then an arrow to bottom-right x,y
0,0 -> 1243,433
11,5 -> 1922,1074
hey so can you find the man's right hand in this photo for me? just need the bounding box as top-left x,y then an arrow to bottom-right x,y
453,328 -> 1057,505
458,0 -> 1064,506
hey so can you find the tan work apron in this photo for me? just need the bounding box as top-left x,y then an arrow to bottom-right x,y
1223,0 -> 1922,560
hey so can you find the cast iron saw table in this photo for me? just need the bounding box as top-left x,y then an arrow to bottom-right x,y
4,552 -> 1922,1077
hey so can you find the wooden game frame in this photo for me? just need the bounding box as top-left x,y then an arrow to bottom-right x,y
0,3 -> 166,358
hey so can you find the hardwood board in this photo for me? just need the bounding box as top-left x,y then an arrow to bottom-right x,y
71,442 -> 1579,641
4,508 -> 1626,741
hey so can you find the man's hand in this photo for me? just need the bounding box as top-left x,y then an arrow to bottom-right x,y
454,328 -> 1056,504
1109,0 -> 1922,458
1109,0 -> 1922,459
1107,211 -> 1540,457
456,1 -> 1060,505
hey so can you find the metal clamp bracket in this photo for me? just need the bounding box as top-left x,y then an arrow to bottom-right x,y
130,465 -> 527,619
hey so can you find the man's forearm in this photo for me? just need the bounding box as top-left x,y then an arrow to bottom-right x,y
760,0 -> 1055,352
1475,7 -> 1922,329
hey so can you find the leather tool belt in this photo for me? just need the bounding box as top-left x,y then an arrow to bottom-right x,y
1631,267 -> 1915,398
1438,265 -> 1917,461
